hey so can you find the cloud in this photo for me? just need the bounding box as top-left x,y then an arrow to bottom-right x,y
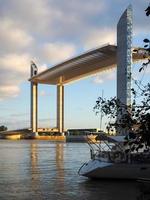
93,68 -> 116,84
84,28 -> 116,49
1,0 -> 51,34
0,54 -> 30,74
42,42 -> 76,64
0,53 -> 51,100
0,53 -> 30,100
42,0 -> 107,39
38,64 -> 48,73
0,85 -> 20,100
0,18 -> 33,54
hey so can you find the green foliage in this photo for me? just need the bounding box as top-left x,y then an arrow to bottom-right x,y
145,4 -> 150,16
94,82 -> 150,150
139,39 -> 150,72
0,125 -> 7,132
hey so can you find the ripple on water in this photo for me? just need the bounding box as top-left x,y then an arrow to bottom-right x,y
0,140 -> 150,200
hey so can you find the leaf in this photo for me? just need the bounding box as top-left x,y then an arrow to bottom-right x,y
139,67 -> 143,72
133,49 -> 138,53
145,6 -> 150,16
143,38 -> 150,43
131,146 -> 135,152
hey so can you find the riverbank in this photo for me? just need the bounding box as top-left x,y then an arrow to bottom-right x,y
0,134 -> 97,142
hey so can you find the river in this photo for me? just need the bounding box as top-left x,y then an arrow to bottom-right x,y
0,140 -> 149,200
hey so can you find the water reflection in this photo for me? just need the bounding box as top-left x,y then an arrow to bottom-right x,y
0,141 -> 150,200
29,142 -> 65,199
56,143 -> 64,172
55,143 -> 64,179
31,143 -> 38,173
30,143 -> 43,199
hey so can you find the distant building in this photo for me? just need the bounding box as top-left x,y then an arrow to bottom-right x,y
37,127 -> 59,133
66,128 -> 100,136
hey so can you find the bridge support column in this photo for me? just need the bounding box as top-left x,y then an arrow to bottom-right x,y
57,84 -> 64,134
31,82 -> 38,136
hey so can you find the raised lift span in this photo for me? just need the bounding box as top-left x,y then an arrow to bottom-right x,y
29,44 -> 144,85
29,44 -> 147,134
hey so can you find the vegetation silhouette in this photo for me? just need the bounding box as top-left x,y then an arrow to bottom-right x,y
0,125 -> 7,132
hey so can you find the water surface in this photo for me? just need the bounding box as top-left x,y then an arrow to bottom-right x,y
0,140 -> 149,200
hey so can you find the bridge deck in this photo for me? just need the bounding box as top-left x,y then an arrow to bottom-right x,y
29,44 -> 146,85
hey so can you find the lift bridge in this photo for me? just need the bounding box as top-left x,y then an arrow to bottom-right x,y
29,6 -> 149,136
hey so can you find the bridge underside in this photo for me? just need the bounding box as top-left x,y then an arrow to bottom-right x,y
29,44 -> 145,85
29,44 -> 148,134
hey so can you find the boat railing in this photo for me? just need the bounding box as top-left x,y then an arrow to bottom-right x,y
86,134 -> 150,164
86,135 -> 125,160
94,150 -> 127,163
94,151 -> 150,164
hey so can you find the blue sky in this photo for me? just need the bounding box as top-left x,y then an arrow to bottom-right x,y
0,0 -> 149,130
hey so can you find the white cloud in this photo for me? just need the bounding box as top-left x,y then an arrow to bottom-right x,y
0,53 -> 51,100
0,18 -> 33,53
42,42 -> 76,64
2,0 -> 51,34
0,85 -> 20,100
0,54 -> 30,100
38,64 -> 48,73
93,68 -> 116,84
84,28 -> 116,49
0,54 -> 30,74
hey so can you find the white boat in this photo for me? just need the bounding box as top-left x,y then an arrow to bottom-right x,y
78,133 -> 150,179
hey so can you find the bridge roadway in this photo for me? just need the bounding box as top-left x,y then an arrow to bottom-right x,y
29,44 -> 146,85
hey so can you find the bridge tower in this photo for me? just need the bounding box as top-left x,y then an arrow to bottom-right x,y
117,5 -> 133,135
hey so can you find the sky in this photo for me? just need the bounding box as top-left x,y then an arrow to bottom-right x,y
0,0 -> 149,131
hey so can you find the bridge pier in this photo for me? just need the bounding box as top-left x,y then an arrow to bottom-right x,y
30,62 -> 38,136
57,84 -> 64,134
31,82 -> 38,136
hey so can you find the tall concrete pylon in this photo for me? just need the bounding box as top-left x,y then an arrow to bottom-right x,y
117,5 -> 133,135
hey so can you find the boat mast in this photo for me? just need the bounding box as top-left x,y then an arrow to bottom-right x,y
100,90 -> 104,131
